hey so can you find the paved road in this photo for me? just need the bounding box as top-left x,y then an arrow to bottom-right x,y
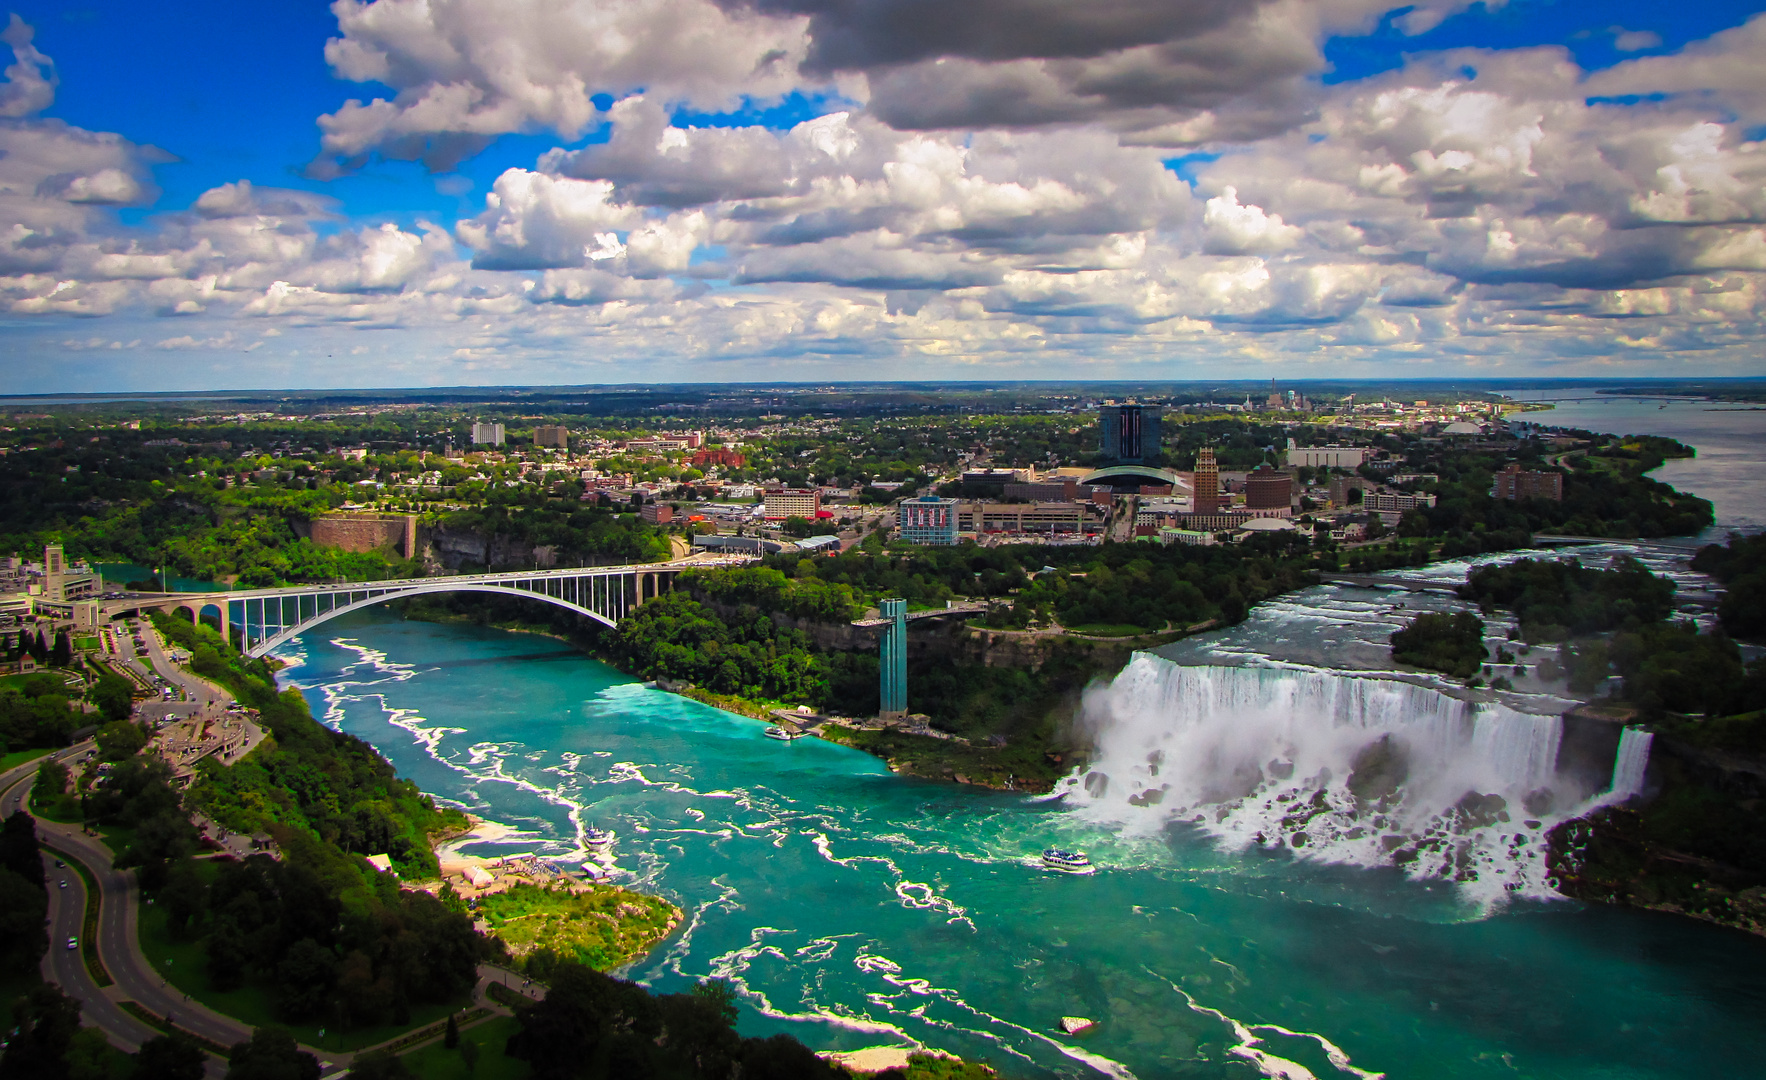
39,846 -> 166,1053
1,748 -> 164,1059
134,618 -> 235,716
0,752 -> 257,1077
3,770 -> 255,1045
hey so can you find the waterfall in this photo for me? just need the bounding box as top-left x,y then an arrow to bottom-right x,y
1067,653 -> 1580,904
1607,727 -> 1654,799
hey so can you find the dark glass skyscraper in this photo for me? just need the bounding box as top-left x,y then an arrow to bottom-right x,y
1097,401 -> 1162,465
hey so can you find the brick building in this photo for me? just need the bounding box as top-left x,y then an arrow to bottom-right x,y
691,447 -> 746,469
1491,464 -> 1564,501
1192,447 -> 1221,513
1244,465 -> 1293,515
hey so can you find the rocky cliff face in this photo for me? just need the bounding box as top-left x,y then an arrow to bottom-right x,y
423,526 -> 577,573
696,597 -> 1135,670
1548,728 -> 1766,938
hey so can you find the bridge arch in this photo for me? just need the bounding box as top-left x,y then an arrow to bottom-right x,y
244,582 -> 621,658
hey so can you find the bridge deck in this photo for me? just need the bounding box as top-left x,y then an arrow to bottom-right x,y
851,601 -> 989,627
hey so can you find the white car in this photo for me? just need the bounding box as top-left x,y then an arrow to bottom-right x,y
66,937 -> 77,950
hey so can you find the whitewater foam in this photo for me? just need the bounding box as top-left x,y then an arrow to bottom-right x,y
1146,967 -> 1383,1080
1071,654 -> 1641,905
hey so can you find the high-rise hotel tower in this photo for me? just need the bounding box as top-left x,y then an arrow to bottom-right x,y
1193,446 -> 1221,513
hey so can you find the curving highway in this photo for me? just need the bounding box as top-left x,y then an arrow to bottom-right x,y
1,750 -> 259,1077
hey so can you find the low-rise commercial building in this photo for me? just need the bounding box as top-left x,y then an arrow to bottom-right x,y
1329,476 -> 1374,507
693,533 -> 791,555
1362,490 -> 1437,524
1289,445 -> 1370,469
1176,512 -> 1254,532
1160,528 -> 1216,546
958,501 -> 1089,535
961,467 -> 1035,487
1002,479 -> 1106,502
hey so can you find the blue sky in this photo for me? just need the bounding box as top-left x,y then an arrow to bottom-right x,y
3,0 -> 1766,391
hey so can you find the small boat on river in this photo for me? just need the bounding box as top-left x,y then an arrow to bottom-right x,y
1041,848 -> 1094,874
764,726 -> 802,741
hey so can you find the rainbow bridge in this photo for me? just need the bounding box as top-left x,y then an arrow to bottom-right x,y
100,555 -> 750,658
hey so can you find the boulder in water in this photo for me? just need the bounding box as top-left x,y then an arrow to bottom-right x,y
1348,735 -> 1409,803
1452,791 -> 1510,829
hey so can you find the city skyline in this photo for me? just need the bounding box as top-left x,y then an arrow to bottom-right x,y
4,1 -> 1766,392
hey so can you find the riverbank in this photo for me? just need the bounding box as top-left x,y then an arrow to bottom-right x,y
265,587 -> 1766,1080
1547,704 -> 1766,939
390,592 -> 1095,787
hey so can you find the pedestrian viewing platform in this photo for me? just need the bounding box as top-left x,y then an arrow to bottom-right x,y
851,599 -> 987,627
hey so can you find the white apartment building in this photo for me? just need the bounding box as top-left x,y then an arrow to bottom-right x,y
763,487 -> 822,520
472,422 -> 505,446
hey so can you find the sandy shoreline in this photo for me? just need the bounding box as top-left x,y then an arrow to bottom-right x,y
818,1046 -> 956,1074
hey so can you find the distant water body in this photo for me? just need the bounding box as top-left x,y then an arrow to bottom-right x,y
278,585 -> 1766,1080
1506,390 -> 1766,537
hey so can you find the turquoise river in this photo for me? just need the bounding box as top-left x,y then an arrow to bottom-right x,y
274,554 -> 1766,1080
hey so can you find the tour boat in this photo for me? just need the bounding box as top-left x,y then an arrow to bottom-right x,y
764,726 -> 800,741
1041,848 -> 1094,874
584,828 -> 615,850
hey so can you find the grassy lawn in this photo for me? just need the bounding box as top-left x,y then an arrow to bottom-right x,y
399,1015 -> 527,1080
478,883 -> 677,970
135,900 -> 474,1054
34,795 -> 85,823
1062,623 -> 1154,638
93,822 -> 137,854
0,671 -> 82,693
0,746 -> 55,773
